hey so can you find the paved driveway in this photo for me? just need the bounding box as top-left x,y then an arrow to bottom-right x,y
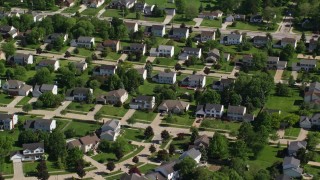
193,18 -> 203,27
274,69 -> 284,83
13,161 -> 24,180
162,15 -> 173,24
7,96 -> 24,108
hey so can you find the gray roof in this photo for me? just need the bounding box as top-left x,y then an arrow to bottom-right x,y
135,95 -> 153,101
194,135 -> 210,147
158,100 -> 189,111
23,142 -> 44,151
13,53 -> 31,59
283,156 -> 300,167
155,161 -> 177,177
120,173 -> 148,180
73,87 -> 91,95
102,119 -> 119,130
7,80 -> 24,87
136,68 -> 146,75
275,174 -> 291,180
0,25 -> 13,32
158,71 -> 176,78
309,82 -> 320,91
228,33 -> 242,39
130,43 -> 145,49
158,45 -> 173,51
282,37 -> 296,43
99,65 -> 117,70
145,172 -> 166,180
183,47 -> 201,53
107,89 -> 127,97
38,59 -> 57,66
186,74 -> 205,81
180,148 -> 201,160
299,59 -> 317,65
78,36 -> 94,42
228,105 -> 246,113
204,103 -> 223,111
40,84 -> 55,91
268,56 -> 279,62
0,113 -> 14,120
173,28 -> 188,34
253,36 -> 268,41
152,25 -> 165,30
24,119 -> 54,129
288,141 -> 307,152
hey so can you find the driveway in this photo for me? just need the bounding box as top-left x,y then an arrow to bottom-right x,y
274,69 -> 284,83
78,5 -> 88,13
193,18 -> 203,27
7,96 -> 24,108
13,161 -> 24,180
162,15 -> 173,25
146,56 -> 156,63
87,104 -> 103,117
291,71 -> 298,80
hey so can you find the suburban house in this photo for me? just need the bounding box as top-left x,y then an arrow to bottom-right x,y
0,25 -> 18,38
292,59 -> 317,71
281,38 -> 297,49
124,22 -> 138,32
137,68 -> 147,80
152,71 -> 177,84
199,31 -> 215,42
242,54 -> 253,66
220,33 -> 242,45
158,100 -> 190,114
250,15 -> 263,23
170,28 -> 189,39
226,14 -> 246,22
206,49 -> 230,63
253,36 -> 269,46
0,113 -> 18,130
178,47 -> 202,60
96,89 -> 128,105
83,0 -> 105,8
283,156 -> 303,178
37,59 -> 60,71
73,61 -> 88,72
151,25 -> 166,37
189,134 -> 210,150
32,84 -> 58,97
70,36 -> 95,48
300,113 -> 320,129
129,95 -> 155,110
100,119 -> 121,141
1,80 -> 33,96
24,119 -> 57,133
288,141 -> 307,156
180,74 -> 206,88
225,15 -> 235,22
120,173 -> 147,180
67,134 -> 100,153
109,0 -> 137,9
304,82 -> 320,105
44,33 -> 68,44
93,65 -> 117,76
11,142 -> 45,162
64,0 -> 75,7
309,38 -> 317,52
198,10 -> 223,19
212,77 -> 235,91
7,53 -> 33,65
146,161 -> 178,180
195,104 -> 224,118
65,87 -> 93,101
150,45 -> 174,57
125,43 -> 146,55
179,148 -> 202,164
227,105 -> 247,121
97,40 -> 121,52
267,56 -> 287,70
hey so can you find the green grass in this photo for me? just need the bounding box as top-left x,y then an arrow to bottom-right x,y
200,119 -> 241,132
144,16 -> 166,22
164,114 -> 194,126
92,152 -> 117,162
132,110 -> 157,122
105,52 -> 121,60
171,135 -> 191,151
304,165 -> 320,177
173,15 -> 196,25
138,80 -> 159,96
74,48 -> 93,57
201,19 -> 222,28
23,160 -> 64,176
66,102 -> 95,112
92,144 -> 139,163
228,21 -> 277,32
103,9 -> 135,19
63,120 -> 101,137
62,5 -> 81,13
282,70 -> 292,80
284,127 -> 301,138
81,5 -> 104,16
139,163 -> 158,173
98,105 -> 128,117
265,88 -> 302,114
118,146 -> 144,163
0,160 -> 13,175
0,93 -> 14,105
122,128 -> 150,142
16,96 -> 32,106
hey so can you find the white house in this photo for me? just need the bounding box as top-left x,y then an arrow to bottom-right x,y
24,119 -> 57,133
178,47 -> 202,60
109,0 -> 137,9
180,74 -> 206,88
2,80 -> 33,96
198,10 -> 223,19
100,119 -> 121,141
73,61 -> 88,72
7,53 -> 33,65
152,72 -> 176,84
281,38 -> 297,49
200,31 -> 215,42
195,104 -> 224,118
93,65 -> 117,76
147,161 -> 179,180
170,28 -> 189,39
151,25 -> 166,37
220,33 -> 243,45
304,82 -> 320,105
44,33 -> 68,44
179,148 -> 202,163
32,84 -> 58,97
0,25 -> 18,38
137,68 -> 147,80
37,60 -> 60,71
0,113 -> 18,130
150,45 -> 174,57
292,59 -> 317,72
129,95 -> 155,110
70,36 -> 95,48
65,87 -> 93,101
11,142 -> 45,162
227,105 -> 246,121
83,0 -> 105,8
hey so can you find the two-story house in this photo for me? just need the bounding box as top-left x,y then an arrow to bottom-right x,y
195,104 -> 224,118
150,45 -> 174,57
73,61 -> 88,72
253,36 -> 269,47
152,71 -> 177,84
83,0 -> 105,8
24,119 -> 57,133
97,40 -> 121,52
179,148 -> 202,163
250,15 -> 263,23
170,28 -> 189,39
37,60 -> 60,71
309,38 -> 317,53
304,82 -> 320,105
300,113 -> 320,128
151,25 -> 166,37
206,49 -> 230,63
32,84 -> 58,97
178,47 -> 202,60
129,43 -> 146,55
212,77 -> 235,91
0,113 -> 18,130
146,161 -> 179,180
189,135 -> 210,150
11,142 -> 45,162
96,89 -> 128,105
292,59 -> 317,71
7,53 -> 33,65
124,22 -> 138,32
44,33 -> 68,44
281,38 -> 297,49
266,56 -> 287,70
227,105 -> 246,121
288,141 -> 307,156
93,65 -> 117,76
283,156 -> 303,178
137,68 -> 147,80
0,25 -> 18,38
199,31 -> 215,42
2,80 -> 33,96
65,87 -> 93,101
180,74 -> 206,88
242,54 -> 253,67
220,33 -> 242,45
67,134 -> 100,153
100,119 -> 121,141
158,100 -> 190,114
129,95 -> 155,110
109,0 -> 137,9
70,36 -> 95,48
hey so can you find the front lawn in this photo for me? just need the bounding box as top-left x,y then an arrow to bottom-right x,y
227,21 -> 277,32
164,114 -> 195,126
138,80 -> 158,96
0,160 -> 13,175
132,110 -> 157,122
66,102 -> 95,113
63,120 -> 101,137
81,5 -> 104,16
105,52 -> 121,60
304,165 -> 320,177
200,119 -> 241,132
284,127 -> 301,138
139,163 -> 158,173
200,19 -> 222,28
92,152 -> 117,163
0,94 -> 14,105
170,135 -> 191,151
122,128 -> 151,142
62,5 -> 81,13
23,160 -> 64,176
173,15 -> 196,25
98,105 -> 128,118
74,48 -> 93,57
16,96 -> 32,107
144,16 -> 165,22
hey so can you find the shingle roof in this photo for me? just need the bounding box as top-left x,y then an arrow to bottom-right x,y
183,47 -> 201,53
0,113 -> 13,120
102,119 -> 119,130
204,103 -> 223,111
40,84 -> 55,91
300,59 -> 317,65
158,100 -> 189,111
7,80 -> 24,87
228,106 -> 246,113
78,36 -> 94,42
24,119 -> 54,129
180,148 -> 201,160
152,25 -> 165,30
158,71 -> 176,78
135,95 -> 153,101
155,161 -> 177,177
38,59 -> 57,66
23,142 -> 44,151
158,45 -> 173,51
283,156 -> 300,167
107,89 -> 127,98
268,56 -> 279,62
120,173 -> 148,180
288,141 -> 307,152
79,135 -> 100,145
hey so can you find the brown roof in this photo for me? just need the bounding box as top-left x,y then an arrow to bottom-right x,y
79,135 -> 100,145
102,40 -> 119,46
107,89 -> 128,98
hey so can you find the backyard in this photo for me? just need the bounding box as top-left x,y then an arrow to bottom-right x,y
163,113 -> 195,127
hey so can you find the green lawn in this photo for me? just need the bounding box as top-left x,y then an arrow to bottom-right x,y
164,114 -> 195,126
0,160 -> 13,175
304,165 -> 320,177
66,102 -> 95,112
103,9 -> 135,19
173,15 -> 196,25
282,70 -> 292,80
200,119 -> 241,132
105,52 -> 121,60
63,120 -> 101,137
92,152 -> 117,163
74,48 -> 93,57
16,96 -> 32,106
62,5 -> 81,13
200,19 -> 222,28
23,160 -> 64,176
138,80 -> 158,96
170,135 -> 191,151
98,105 -> 128,117
0,93 -> 14,105
132,110 -> 157,122
265,88 -> 302,114
218,62 -> 234,72
81,5 -> 104,16
284,127 -> 301,138
122,128 -> 151,142
227,21 -> 277,32
139,163 -> 158,173
144,16 -> 165,22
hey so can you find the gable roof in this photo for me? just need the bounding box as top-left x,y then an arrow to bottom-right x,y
288,141 -> 307,152
120,173 -> 148,180
158,100 -> 189,110
152,25 -> 165,30
180,148 -> 201,160
283,156 -> 301,168
0,113 -> 14,120
228,105 -> 246,113
7,80 -> 24,87
158,71 -> 176,78
23,142 -> 44,151
282,37 -> 296,43
78,36 -> 94,42
194,134 -> 210,147
155,161 -> 177,177
24,119 -> 54,129
299,59 -> 317,65
135,95 -> 154,101
79,134 -> 100,145
102,119 -> 120,130
107,89 -> 128,98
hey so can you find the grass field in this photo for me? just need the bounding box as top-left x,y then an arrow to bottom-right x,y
23,160 -> 64,176
66,102 -> 95,112
92,152 -> 117,162
0,94 -> 14,105
139,163 -> 158,173
105,52 -> 121,60
228,22 -> 277,32
164,114 -> 194,126
122,128 -> 151,142
173,15 -> 196,25
200,119 -> 241,132
170,135 -> 191,151
75,48 -> 93,57
154,57 -> 176,66
201,19 -> 222,28
284,127 -> 301,138
63,120 -> 101,137
304,165 -> 320,177
81,5 -> 104,16
98,105 -> 128,117
62,5 -> 81,13
132,110 -> 157,122
0,160 -> 13,175
138,80 -> 158,96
